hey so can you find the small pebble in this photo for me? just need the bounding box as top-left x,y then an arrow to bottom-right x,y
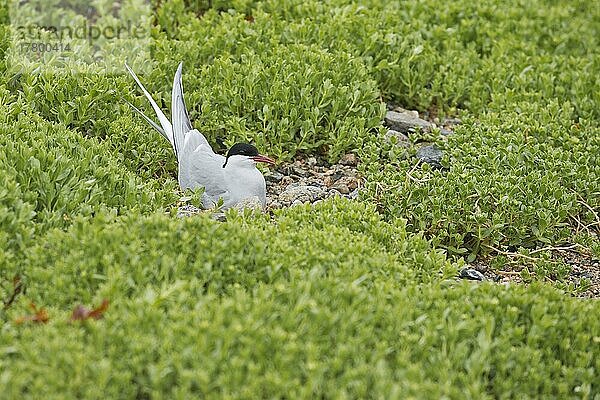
459,268 -> 486,281
265,171 -> 284,183
339,153 -> 359,167
416,144 -> 445,170
337,176 -> 359,191
331,183 -> 350,194
292,167 -> 310,177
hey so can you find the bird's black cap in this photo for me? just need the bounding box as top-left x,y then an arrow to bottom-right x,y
226,143 -> 259,158
223,143 -> 259,168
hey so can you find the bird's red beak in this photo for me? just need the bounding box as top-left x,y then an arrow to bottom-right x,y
251,154 -> 276,166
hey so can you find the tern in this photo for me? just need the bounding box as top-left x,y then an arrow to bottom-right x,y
125,63 -> 275,210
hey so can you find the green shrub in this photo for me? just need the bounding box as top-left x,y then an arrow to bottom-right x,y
13,198 -> 450,304
149,38 -> 383,161
1,0 -> 600,398
2,199 -> 598,398
363,102 -> 600,256
2,270 -> 598,398
5,68 -> 133,137
165,0 -> 599,119
0,113 -> 177,237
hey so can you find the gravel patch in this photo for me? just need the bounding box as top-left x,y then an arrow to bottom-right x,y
265,155 -> 362,210
469,243 -> 600,299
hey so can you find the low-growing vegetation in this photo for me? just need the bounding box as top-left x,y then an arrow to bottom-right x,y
1,0 -> 599,398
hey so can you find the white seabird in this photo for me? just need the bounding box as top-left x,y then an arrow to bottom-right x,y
126,63 -> 275,209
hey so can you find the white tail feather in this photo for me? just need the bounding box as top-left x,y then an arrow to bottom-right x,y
125,63 -> 175,153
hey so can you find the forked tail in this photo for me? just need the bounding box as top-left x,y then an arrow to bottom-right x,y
125,64 -> 176,156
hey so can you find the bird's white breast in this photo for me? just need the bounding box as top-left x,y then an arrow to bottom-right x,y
222,158 -> 267,208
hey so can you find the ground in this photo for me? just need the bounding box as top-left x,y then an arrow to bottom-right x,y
0,0 -> 599,398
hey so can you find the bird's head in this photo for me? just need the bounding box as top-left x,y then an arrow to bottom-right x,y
222,143 -> 276,169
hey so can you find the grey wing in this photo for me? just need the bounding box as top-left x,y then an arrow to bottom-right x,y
181,144 -> 230,208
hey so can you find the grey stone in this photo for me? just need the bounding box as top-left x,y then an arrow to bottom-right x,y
384,110 -> 432,134
337,176 -> 359,191
385,129 -> 410,147
331,182 -> 350,194
393,107 -> 420,118
416,145 -> 445,170
278,184 -> 326,205
292,166 -> 310,177
459,268 -> 486,281
265,171 -> 285,183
